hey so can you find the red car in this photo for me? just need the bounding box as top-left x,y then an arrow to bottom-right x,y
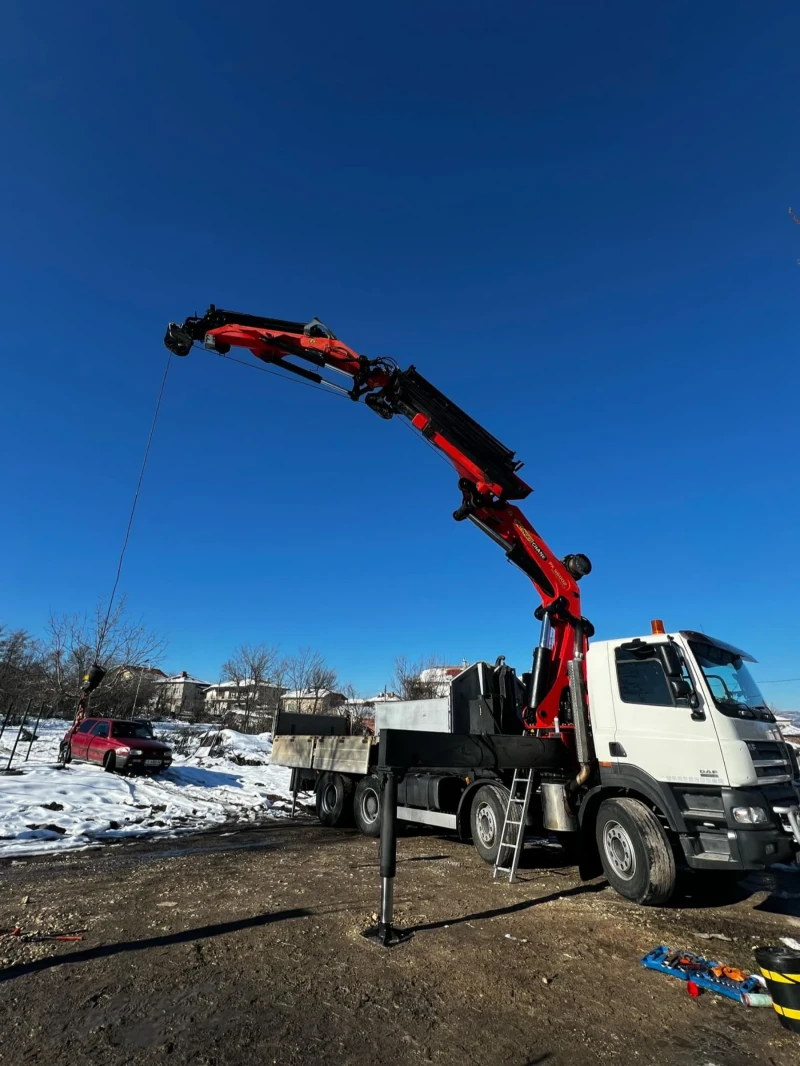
59,718 -> 173,775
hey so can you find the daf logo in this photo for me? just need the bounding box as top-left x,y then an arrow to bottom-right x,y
699,769 -> 719,777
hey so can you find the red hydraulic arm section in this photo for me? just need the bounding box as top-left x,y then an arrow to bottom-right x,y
165,307 -> 594,732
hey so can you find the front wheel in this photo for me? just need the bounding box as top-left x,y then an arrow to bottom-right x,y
58,742 -> 71,767
354,775 -> 382,837
595,797 -> 676,906
315,772 -> 355,828
103,751 -> 117,774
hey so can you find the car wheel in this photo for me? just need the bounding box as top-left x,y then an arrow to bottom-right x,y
57,742 -> 72,767
469,784 -> 510,864
103,751 -> 116,774
354,775 -> 382,837
315,772 -> 355,827
595,797 -> 676,906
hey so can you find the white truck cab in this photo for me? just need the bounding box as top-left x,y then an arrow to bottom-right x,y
585,630 -> 800,876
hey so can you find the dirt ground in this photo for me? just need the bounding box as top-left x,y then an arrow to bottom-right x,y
0,822 -> 798,1066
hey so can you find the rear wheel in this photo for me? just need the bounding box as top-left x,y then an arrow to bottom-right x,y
316,772 -> 355,827
103,751 -> 116,774
469,784 -> 509,864
354,775 -> 382,837
595,797 -> 676,906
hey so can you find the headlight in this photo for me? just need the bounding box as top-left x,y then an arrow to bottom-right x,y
732,806 -> 769,825
130,749 -> 144,755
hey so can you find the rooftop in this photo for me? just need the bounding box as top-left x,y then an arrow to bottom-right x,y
206,679 -> 280,691
157,672 -> 212,687
281,689 -> 344,700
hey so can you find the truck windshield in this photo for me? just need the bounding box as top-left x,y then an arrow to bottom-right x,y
688,641 -> 772,720
111,722 -> 154,739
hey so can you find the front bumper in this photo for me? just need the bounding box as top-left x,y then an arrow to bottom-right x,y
773,803 -> 800,847
117,752 -> 173,773
680,785 -> 800,871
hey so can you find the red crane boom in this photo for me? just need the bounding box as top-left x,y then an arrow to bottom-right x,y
165,307 -> 593,733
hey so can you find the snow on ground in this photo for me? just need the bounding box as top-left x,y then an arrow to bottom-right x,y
0,720 -> 307,857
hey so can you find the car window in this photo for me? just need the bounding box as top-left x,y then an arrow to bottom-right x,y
112,721 -> 154,739
91,721 -> 110,738
76,720 -> 96,734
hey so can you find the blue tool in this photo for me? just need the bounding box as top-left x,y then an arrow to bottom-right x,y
641,945 -> 765,1002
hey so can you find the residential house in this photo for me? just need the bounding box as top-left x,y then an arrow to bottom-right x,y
280,688 -> 346,714
341,691 -> 400,734
418,663 -> 467,696
204,679 -> 283,724
153,671 -> 212,720
118,665 -> 167,684
775,713 -> 800,753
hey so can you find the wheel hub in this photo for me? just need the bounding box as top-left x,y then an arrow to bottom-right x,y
361,788 -> 379,823
322,783 -> 338,813
603,820 -> 636,880
475,802 -> 497,846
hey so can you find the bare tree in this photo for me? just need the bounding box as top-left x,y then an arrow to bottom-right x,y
41,598 -> 166,718
392,654 -> 444,700
220,643 -> 283,731
0,626 -> 45,708
284,647 -> 338,713
333,683 -> 375,734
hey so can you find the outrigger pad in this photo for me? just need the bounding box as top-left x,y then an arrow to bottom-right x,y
361,922 -> 412,948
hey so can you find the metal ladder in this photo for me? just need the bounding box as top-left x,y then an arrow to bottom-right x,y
493,768 -> 535,883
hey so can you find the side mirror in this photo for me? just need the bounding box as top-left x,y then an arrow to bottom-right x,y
669,677 -> 703,717
669,678 -> 692,702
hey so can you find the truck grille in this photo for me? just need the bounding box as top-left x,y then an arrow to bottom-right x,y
748,741 -> 793,785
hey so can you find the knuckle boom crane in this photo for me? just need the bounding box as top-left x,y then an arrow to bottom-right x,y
165,306 -> 593,741
165,305 -> 800,919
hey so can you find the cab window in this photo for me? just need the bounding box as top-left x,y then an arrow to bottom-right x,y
615,649 -> 674,707
91,721 -> 110,738
76,720 -> 96,734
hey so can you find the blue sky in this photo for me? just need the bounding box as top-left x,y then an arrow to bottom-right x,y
2,2 -> 799,705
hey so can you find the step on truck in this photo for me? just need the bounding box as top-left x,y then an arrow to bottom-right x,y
165,304 -> 800,907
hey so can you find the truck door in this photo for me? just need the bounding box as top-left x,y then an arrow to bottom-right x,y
609,640 -> 727,788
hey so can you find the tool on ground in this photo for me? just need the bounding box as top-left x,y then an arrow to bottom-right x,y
0,927 -> 84,943
641,945 -> 767,1004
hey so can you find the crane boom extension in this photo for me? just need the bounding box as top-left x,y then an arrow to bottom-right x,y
165,306 -> 593,730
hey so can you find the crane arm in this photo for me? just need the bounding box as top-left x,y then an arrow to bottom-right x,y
165,306 -> 592,730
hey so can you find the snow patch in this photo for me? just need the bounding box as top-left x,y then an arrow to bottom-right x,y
0,720 -> 306,857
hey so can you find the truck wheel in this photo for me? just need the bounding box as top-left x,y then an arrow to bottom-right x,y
354,775 -> 382,837
469,784 -> 509,864
316,772 -> 355,828
595,797 -> 676,906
